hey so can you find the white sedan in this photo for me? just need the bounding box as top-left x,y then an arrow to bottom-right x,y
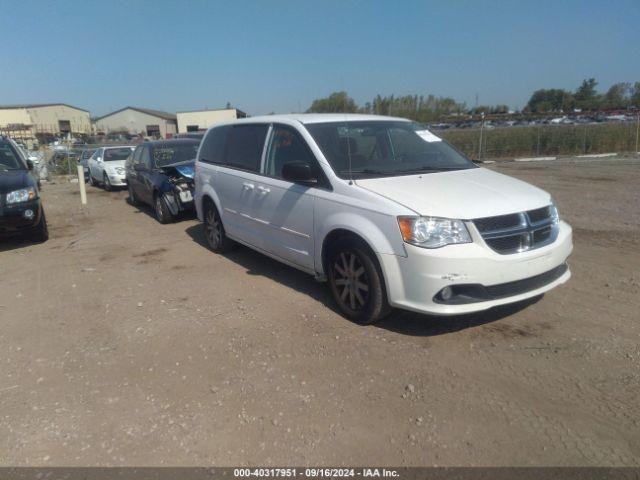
87,146 -> 135,190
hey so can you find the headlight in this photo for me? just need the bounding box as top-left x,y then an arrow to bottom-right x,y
398,216 -> 472,248
6,187 -> 37,204
549,201 -> 559,223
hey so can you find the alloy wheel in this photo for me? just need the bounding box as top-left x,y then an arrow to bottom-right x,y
205,208 -> 221,248
155,196 -> 164,221
332,251 -> 370,311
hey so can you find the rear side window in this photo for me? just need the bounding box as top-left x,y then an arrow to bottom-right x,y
200,126 -> 230,164
224,125 -> 268,172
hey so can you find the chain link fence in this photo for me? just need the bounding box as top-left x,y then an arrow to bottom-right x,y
437,120 -> 640,160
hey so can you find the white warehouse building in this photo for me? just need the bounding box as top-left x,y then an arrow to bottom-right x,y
0,103 -> 92,146
94,106 -> 177,139
176,108 -> 247,133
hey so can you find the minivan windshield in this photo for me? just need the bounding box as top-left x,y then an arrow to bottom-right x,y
0,141 -> 26,171
305,121 -> 475,179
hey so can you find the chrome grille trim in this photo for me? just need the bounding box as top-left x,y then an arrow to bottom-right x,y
473,206 -> 559,254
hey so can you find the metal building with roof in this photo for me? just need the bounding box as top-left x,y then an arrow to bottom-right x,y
0,103 -> 92,144
94,106 -> 178,139
176,108 -> 247,133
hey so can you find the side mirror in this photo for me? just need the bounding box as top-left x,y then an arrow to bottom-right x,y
282,161 -> 317,184
26,160 -> 34,170
96,157 -> 103,163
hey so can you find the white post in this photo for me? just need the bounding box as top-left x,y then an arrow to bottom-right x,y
77,165 -> 87,205
636,112 -> 640,153
478,112 -> 485,161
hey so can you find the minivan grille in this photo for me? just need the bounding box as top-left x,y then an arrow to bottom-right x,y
473,205 -> 559,254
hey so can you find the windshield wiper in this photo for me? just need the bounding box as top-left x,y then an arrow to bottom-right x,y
343,169 -> 397,176
397,165 -> 467,174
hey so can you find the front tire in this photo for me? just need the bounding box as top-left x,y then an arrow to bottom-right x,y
128,183 -> 139,206
327,242 -> 390,324
154,193 -> 173,224
203,201 -> 234,252
103,173 -> 112,191
88,172 -> 95,186
32,208 -> 49,242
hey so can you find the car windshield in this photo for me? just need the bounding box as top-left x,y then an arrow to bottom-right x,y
104,147 -> 134,161
82,149 -> 96,159
0,141 -> 26,171
305,121 -> 475,179
152,144 -> 199,167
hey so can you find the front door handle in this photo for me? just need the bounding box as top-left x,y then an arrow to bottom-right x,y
242,182 -> 255,191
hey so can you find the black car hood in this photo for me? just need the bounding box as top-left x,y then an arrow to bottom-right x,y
0,170 -> 34,193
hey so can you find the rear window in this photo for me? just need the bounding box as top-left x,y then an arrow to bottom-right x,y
152,143 -> 199,167
224,125 -> 268,172
104,147 -> 134,161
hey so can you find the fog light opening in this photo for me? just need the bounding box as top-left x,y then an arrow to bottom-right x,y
23,209 -> 34,220
440,286 -> 453,301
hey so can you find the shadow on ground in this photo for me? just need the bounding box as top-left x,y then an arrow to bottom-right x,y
0,236 -> 46,252
125,195 -> 197,223
184,224 -> 541,337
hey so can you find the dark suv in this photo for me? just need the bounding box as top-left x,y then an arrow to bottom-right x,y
0,136 -> 48,241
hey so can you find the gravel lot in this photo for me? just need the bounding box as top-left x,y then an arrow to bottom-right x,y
1,156 -> 639,466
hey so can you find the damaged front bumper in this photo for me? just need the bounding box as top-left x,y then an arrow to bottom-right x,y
159,163 -> 196,217
161,182 -> 195,216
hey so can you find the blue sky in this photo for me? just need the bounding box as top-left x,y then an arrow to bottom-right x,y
1,0 -> 638,116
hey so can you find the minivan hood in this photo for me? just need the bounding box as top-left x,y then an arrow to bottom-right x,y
355,167 -> 551,219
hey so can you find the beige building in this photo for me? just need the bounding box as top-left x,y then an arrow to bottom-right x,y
0,103 -> 92,145
176,108 -> 247,133
94,107 -> 177,138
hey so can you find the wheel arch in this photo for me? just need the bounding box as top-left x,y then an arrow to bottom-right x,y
197,182 -> 223,222
321,228 -> 386,284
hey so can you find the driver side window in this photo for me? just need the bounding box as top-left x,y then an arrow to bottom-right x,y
264,125 -> 318,180
140,147 -> 152,169
132,146 -> 143,165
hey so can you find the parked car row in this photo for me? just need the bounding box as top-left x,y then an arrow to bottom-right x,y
83,114 -> 574,324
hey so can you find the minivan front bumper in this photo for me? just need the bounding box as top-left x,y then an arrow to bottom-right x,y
378,220 -> 573,315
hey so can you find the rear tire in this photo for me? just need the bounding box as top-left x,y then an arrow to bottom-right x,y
327,241 -> 390,324
154,193 -> 173,224
203,201 -> 234,252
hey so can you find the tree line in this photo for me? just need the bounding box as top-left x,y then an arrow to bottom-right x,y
306,79 -> 640,121
525,79 -> 640,113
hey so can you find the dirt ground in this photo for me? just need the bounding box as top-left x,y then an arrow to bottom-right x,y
1,156 -> 639,466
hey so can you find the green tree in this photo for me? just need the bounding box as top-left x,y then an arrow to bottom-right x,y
574,78 -> 601,110
307,91 -> 358,113
603,83 -> 630,109
629,82 -> 640,108
525,89 -> 573,112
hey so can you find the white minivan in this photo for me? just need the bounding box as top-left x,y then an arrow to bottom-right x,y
194,114 -> 572,323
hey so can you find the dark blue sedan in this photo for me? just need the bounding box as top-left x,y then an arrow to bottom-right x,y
124,139 -> 200,223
